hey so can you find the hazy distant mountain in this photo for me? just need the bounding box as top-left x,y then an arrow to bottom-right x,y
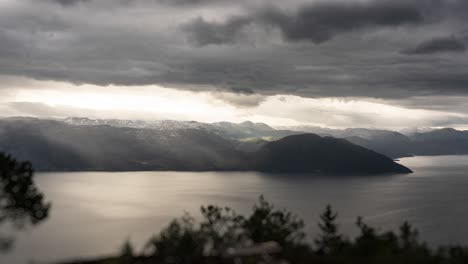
64,117 -> 207,130
399,127 -> 435,135
254,134 -> 412,174
410,128 -> 468,155
0,117 -> 247,171
0,117 -> 412,174
327,129 -> 414,158
343,128 -> 468,158
64,117 -> 297,140
280,125 -> 410,141
276,126 -> 413,158
278,126 -> 468,158
71,118 -> 417,157
64,117 -> 302,154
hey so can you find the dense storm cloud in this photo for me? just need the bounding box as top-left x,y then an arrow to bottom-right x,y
51,0 -> 91,6
1,0 -> 468,128
401,36 -> 467,55
184,1 -> 423,45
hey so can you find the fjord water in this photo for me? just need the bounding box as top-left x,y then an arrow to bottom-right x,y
4,155 -> 468,264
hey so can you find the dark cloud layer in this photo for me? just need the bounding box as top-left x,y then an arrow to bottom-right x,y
51,0 -> 92,6
1,0 -> 468,110
158,0 -> 231,6
184,16 -> 252,46
402,36 -> 467,55
262,2 -> 423,43
184,1 -> 423,45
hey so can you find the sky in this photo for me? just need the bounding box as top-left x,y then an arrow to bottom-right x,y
1,0 -> 468,129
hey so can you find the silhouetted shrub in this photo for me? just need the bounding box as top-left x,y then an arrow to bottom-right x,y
0,152 -> 50,252
314,204 -> 347,255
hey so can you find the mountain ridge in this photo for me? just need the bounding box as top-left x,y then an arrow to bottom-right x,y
0,117 -> 411,174
61,117 -> 468,158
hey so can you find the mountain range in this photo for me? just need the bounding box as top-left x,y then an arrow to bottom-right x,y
65,117 -> 468,159
0,117 -> 413,174
283,126 -> 468,158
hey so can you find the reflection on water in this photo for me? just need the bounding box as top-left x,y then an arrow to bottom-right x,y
3,155 -> 468,264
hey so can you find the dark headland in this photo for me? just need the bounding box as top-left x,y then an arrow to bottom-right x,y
254,134 -> 412,174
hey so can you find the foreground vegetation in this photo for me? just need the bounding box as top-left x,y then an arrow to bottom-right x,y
63,196 -> 468,264
0,153 -> 50,252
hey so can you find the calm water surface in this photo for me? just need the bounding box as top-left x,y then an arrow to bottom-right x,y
3,155 -> 468,264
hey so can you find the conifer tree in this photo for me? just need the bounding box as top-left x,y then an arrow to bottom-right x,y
314,204 -> 344,255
